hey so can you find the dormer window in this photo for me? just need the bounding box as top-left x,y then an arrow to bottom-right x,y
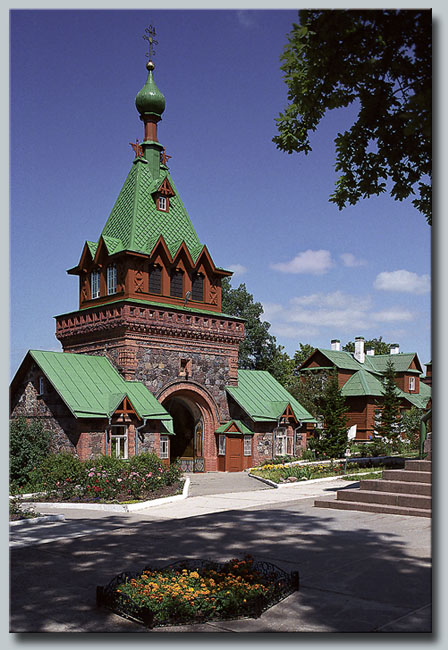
149,265 -> 162,294
409,376 -> 416,392
157,196 -> 168,212
91,269 -> 100,299
107,264 -> 117,295
192,273 -> 204,301
170,270 -> 183,298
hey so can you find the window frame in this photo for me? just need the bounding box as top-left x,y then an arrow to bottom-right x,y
218,434 -> 226,456
107,264 -> 117,295
110,425 -> 128,459
191,273 -> 204,301
243,435 -> 252,457
38,376 -> 45,396
148,264 -> 162,295
409,376 -> 416,392
275,427 -> 287,456
170,269 -> 184,298
91,269 -> 100,299
157,196 -> 168,212
160,435 -> 169,460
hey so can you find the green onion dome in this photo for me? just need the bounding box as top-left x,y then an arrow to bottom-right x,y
135,61 -> 166,118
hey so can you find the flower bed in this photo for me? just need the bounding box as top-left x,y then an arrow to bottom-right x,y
14,452 -> 183,505
97,556 -> 299,628
250,460 -> 387,484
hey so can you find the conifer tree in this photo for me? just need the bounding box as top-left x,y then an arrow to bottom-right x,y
310,370 -> 349,458
376,358 -> 402,450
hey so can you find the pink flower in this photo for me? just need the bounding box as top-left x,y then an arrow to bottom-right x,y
146,472 -> 152,478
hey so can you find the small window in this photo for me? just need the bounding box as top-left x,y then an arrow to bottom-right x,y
149,265 -> 162,294
160,435 -> 169,459
107,264 -> 117,295
218,434 -> 226,456
38,376 -> 45,395
244,435 -> 252,457
170,270 -> 183,298
91,270 -> 100,299
110,426 -> 128,459
192,274 -> 204,301
157,196 -> 168,212
275,428 -> 287,456
409,376 -> 416,391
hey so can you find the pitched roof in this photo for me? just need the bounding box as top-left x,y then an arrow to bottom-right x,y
215,420 -> 254,435
99,158 -> 204,262
341,369 -> 384,397
20,350 -> 173,429
312,349 -> 369,372
364,353 -> 423,374
226,370 -> 316,423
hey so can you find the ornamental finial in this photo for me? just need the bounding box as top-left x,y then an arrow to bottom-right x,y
143,24 -> 158,68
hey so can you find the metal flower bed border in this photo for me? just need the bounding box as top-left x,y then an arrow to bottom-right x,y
97,558 -> 299,629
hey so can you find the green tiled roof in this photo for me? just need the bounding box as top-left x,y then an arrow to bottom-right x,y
99,158 -> 204,262
314,349 -> 369,372
215,420 -> 254,435
363,353 -> 422,374
226,370 -> 316,423
27,350 -> 173,427
341,370 -> 385,397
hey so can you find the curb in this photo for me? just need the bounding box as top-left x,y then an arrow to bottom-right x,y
19,478 -> 190,513
248,471 -> 382,489
10,514 -> 65,527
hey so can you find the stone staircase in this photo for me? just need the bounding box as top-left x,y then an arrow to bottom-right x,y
314,459 -> 432,518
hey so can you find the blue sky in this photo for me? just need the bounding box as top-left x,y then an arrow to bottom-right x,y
10,8 -> 432,377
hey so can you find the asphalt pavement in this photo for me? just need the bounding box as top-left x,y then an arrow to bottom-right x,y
9,472 -> 432,633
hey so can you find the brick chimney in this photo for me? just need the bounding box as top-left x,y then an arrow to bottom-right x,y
331,339 -> 341,351
354,336 -> 365,363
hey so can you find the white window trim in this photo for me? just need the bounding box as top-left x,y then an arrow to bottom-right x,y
160,435 -> 169,459
409,376 -> 416,391
158,196 -> 167,211
91,270 -> 100,299
218,434 -> 226,456
110,425 -> 128,459
275,427 -> 287,456
38,376 -> 45,396
244,435 -> 252,457
107,264 -> 117,295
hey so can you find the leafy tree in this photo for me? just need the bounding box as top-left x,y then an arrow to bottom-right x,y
343,337 -> 392,355
401,406 -> 424,449
289,369 -> 329,420
274,9 -> 432,224
221,278 -> 279,370
10,417 -> 53,491
293,343 -> 315,367
376,359 -> 402,449
308,370 -> 349,458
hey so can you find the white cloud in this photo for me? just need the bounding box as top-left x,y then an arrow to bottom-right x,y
261,290 -> 417,341
236,10 -> 255,28
270,249 -> 334,275
340,252 -> 367,267
228,263 -> 247,277
374,270 -> 430,294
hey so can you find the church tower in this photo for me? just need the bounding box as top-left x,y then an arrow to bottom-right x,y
55,39 -> 245,471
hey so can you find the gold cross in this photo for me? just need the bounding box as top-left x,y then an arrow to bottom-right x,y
143,25 -> 158,60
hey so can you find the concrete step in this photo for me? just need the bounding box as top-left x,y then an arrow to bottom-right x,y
314,498 -> 432,518
360,479 -> 431,496
383,469 -> 432,483
337,489 -> 431,510
404,460 -> 432,472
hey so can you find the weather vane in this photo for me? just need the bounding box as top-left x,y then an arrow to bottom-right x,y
143,25 -> 158,61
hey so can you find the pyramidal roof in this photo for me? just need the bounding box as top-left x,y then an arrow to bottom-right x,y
97,157 -> 204,262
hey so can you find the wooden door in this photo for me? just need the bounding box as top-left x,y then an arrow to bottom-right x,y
226,435 -> 243,472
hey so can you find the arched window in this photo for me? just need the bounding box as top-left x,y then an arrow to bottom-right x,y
149,265 -> 162,294
107,264 -> 117,295
91,269 -> 100,299
192,273 -> 204,301
170,270 -> 183,298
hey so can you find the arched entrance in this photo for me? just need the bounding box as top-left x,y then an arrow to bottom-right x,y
159,382 -> 219,472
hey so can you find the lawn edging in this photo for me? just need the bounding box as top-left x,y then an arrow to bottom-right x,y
10,514 -> 65,527
18,478 -> 190,513
248,471 -> 382,488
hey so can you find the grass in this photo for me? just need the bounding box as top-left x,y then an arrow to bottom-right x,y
250,461 -> 386,484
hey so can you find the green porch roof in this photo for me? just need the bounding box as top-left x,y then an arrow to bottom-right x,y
226,370 -> 316,424
98,158 -> 204,262
26,350 -> 173,429
341,368 -> 431,408
215,420 -> 254,435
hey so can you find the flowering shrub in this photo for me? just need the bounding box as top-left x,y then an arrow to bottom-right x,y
25,452 -> 183,503
113,555 -> 284,626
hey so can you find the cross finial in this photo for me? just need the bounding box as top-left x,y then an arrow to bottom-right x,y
143,25 -> 158,61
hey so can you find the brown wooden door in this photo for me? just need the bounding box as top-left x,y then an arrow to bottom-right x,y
226,435 -> 243,472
